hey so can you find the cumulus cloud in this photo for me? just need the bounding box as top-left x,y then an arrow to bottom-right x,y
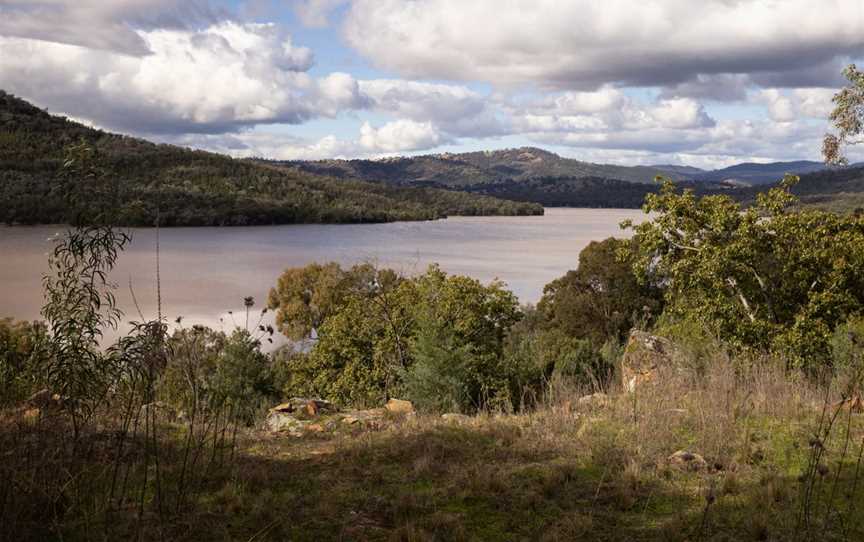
358,79 -> 506,137
166,118 -> 447,159
0,22 -> 368,134
757,88 -> 837,122
343,0 -> 864,89
0,0 -> 227,55
359,119 -> 445,152
659,74 -> 752,102
516,89 -> 715,134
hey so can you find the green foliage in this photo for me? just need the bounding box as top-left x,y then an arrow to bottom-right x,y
538,237 -> 663,345
271,264 -> 412,406
0,318 -> 44,405
626,176 -> 864,368
403,267 -> 522,412
272,263 -> 522,412
830,316 -> 864,369
823,64 -> 864,165
0,91 -> 541,226
162,327 -> 278,422
268,262 -> 399,341
39,224 -> 130,432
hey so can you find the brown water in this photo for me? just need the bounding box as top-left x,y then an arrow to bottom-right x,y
0,208 -> 645,342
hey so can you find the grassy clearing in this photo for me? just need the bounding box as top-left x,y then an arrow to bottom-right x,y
4,359 -> 864,541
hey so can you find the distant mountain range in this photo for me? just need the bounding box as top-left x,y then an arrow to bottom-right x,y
266,147 -> 864,211
274,148 -> 838,189
271,147 -> 689,187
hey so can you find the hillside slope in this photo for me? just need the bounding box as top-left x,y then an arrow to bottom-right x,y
693,160 -> 827,185
272,147 -> 685,188
0,91 -> 542,226
273,148 -> 853,209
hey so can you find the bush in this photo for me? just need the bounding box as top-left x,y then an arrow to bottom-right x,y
273,263 -> 522,412
161,327 -> 277,423
0,318 -> 44,405
830,316 -> 864,369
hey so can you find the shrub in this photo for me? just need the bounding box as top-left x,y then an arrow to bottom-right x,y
830,316 -> 864,369
274,263 -> 522,411
162,327 -> 277,423
0,318 -> 44,405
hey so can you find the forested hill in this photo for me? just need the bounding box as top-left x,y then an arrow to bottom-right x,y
267,147 -> 852,209
0,91 -> 542,227
269,147 -> 687,187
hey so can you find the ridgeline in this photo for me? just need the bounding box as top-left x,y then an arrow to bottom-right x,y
0,91 -> 542,227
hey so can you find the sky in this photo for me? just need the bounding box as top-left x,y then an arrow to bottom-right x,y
1,0 -> 863,169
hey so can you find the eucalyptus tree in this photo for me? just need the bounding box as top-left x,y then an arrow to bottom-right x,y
625,176 -> 864,368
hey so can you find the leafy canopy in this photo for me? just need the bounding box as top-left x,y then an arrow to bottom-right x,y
823,64 -> 864,166
537,237 -> 663,345
625,176 -> 864,367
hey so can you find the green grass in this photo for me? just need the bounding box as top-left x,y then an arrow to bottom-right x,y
6,361 -> 864,541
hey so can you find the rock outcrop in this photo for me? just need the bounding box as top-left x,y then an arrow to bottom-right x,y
384,398 -> 415,415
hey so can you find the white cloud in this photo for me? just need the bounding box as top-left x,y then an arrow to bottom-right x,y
757,88 -> 838,122
358,79 -> 506,137
359,119 -> 445,152
515,91 -> 715,134
0,0 -> 226,55
343,0 -> 863,89
0,22 -> 367,133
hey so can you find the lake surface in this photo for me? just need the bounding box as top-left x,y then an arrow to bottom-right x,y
1,208 -> 645,342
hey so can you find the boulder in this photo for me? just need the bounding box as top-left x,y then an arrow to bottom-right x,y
266,411 -> 311,437
385,398 -> 415,415
620,331 -> 678,392
668,450 -> 708,471
270,398 -> 336,418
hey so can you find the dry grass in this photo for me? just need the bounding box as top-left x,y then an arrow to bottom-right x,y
3,357 -> 864,541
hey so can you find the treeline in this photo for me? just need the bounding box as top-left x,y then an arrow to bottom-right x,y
0,90 -> 542,226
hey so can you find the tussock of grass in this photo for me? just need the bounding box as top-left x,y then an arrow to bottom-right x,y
5,358 -> 864,540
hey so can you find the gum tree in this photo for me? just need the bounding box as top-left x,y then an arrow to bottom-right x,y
823,64 -> 864,165
625,176 -> 864,368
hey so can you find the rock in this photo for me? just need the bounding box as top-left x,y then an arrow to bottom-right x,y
270,398 -> 336,418
385,398 -> 414,415
441,413 -> 470,423
266,411 -> 310,437
620,331 -> 679,392
577,392 -> 609,408
668,450 -> 708,471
